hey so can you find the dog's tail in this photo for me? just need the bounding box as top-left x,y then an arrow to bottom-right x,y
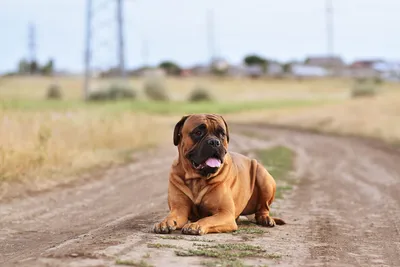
273,217 -> 286,225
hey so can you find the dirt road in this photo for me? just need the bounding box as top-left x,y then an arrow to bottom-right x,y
1,124 -> 399,267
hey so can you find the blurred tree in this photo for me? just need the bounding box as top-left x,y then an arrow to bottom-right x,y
282,62 -> 292,74
18,59 -> 30,74
41,59 -> 54,76
243,54 -> 269,73
159,61 -> 181,76
30,60 -> 39,74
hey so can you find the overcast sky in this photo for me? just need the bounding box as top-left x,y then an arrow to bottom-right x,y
1,0 -> 399,73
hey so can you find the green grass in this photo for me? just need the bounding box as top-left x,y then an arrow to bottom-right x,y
254,146 -> 295,182
275,185 -> 293,199
232,226 -> 265,235
115,259 -> 153,267
0,98 -> 334,114
236,220 -> 255,226
147,243 -> 180,249
201,259 -> 252,267
254,146 -> 295,200
175,243 -> 280,261
158,235 -> 214,242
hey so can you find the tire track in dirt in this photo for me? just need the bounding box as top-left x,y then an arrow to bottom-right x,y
1,125 -> 400,267
0,147 -> 176,264
236,124 -> 400,267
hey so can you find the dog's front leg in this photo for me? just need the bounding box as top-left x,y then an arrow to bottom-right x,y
153,182 -> 191,234
181,211 -> 237,235
181,191 -> 237,235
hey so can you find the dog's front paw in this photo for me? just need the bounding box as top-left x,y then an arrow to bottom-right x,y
181,223 -> 206,235
256,215 -> 276,227
153,218 -> 178,234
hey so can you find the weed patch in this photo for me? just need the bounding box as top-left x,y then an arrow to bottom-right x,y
175,242 -> 280,261
253,146 -> 295,199
158,235 -> 214,242
201,259 -> 252,267
115,259 -> 153,267
147,243 -> 180,249
232,226 -> 265,235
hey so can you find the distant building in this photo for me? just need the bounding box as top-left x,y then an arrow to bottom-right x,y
291,64 -> 329,77
143,68 -> 166,78
350,59 -> 384,69
226,65 -> 246,77
377,61 -> 400,81
190,64 -> 211,76
305,56 -> 344,69
211,57 -> 229,72
349,59 -> 385,78
245,65 -> 264,78
267,62 -> 284,76
127,67 -> 165,78
180,69 -> 192,77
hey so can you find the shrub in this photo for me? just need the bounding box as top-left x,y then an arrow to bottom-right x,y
351,78 -> 377,98
188,87 -> 213,102
373,76 -> 383,85
87,91 -> 110,101
46,84 -> 62,99
143,79 -> 169,101
108,84 -> 136,100
88,84 -> 136,101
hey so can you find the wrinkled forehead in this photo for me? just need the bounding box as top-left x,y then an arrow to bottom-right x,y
182,114 -> 225,133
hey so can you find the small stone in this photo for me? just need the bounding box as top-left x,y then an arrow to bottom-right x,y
70,253 -> 79,257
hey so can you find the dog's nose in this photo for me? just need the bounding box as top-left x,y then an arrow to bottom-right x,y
208,139 -> 221,147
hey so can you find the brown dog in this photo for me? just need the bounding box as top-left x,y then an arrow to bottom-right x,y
153,114 -> 285,235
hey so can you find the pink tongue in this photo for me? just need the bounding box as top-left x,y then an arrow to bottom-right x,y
205,158 -> 221,168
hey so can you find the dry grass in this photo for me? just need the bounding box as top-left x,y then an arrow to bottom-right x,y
1,75 -> 399,197
0,110 -> 169,184
0,76 -> 357,102
228,90 -> 400,144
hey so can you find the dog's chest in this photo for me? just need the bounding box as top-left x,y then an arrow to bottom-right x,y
185,179 -> 213,219
185,179 -> 208,204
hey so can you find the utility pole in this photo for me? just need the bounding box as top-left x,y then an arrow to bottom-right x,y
83,0 -> 129,100
326,0 -> 334,57
142,39 -> 149,67
83,0 -> 93,100
325,0 -> 335,75
28,22 -> 37,74
116,0 -> 126,78
207,8 -> 216,63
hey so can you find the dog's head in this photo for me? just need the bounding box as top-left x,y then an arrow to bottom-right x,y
173,114 -> 230,177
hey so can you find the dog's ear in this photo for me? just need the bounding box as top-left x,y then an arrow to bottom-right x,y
173,115 -> 190,146
219,115 -> 230,143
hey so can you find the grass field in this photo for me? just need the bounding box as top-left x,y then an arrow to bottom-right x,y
1,75 -> 399,190
229,90 -> 400,145
0,76 -> 354,101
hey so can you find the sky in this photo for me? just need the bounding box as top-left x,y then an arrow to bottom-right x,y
1,0 -> 400,73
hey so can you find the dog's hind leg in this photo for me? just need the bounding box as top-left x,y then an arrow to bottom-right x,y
254,163 -> 286,227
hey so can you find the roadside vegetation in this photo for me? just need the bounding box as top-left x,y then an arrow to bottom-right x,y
1,75 -> 399,198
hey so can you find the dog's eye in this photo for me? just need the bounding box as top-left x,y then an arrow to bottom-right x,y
194,130 -> 202,136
